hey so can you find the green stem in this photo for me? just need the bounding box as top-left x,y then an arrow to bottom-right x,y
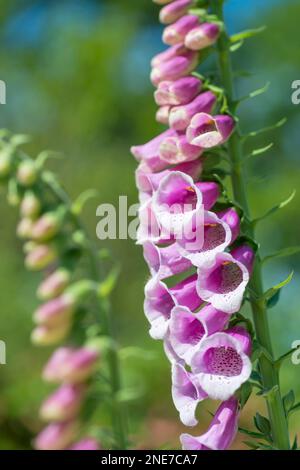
211,0 -> 290,450
38,168 -> 128,449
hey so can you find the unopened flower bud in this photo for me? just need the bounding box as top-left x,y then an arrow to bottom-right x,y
31,321 -> 71,346
40,384 -> 84,422
17,218 -> 33,239
37,268 -> 71,300
0,148 -> 13,177
156,106 -> 171,125
33,294 -> 75,327
34,421 -> 79,450
20,191 -> 41,219
159,0 -> 194,25
17,160 -> 38,186
31,206 -> 66,242
43,346 -> 100,384
185,23 -> 220,50
25,244 -> 57,271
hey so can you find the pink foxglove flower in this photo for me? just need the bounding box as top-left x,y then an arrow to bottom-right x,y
135,159 -> 203,195
131,129 -> 175,172
40,384 -> 84,422
144,274 -> 202,339
35,421 -> 79,450
180,397 -> 239,450
159,132 -> 203,164
34,294 -> 75,327
163,15 -> 200,46
151,51 -> 198,86
176,208 -> 240,268
37,268 -> 71,300
171,363 -> 207,427
196,245 -> 255,314
190,327 -> 252,400
185,23 -> 220,50
31,322 -> 71,346
143,241 -> 192,279
168,304 -> 229,364
25,243 -> 57,271
152,172 -> 219,235
151,44 -> 190,68
187,112 -> 235,148
169,91 -> 217,131
43,347 -> 100,384
159,0 -> 195,25
156,105 -> 171,125
154,76 -> 202,106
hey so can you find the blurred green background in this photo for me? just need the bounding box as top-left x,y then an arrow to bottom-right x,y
0,0 -> 299,449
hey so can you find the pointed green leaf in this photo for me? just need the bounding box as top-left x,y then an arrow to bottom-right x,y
283,390 -> 295,414
292,435 -> 298,450
72,189 -> 99,215
247,143 -> 274,159
98,265 -> 121,298
254,413 -> 271,437
267,289 -> 281,309
230,40 -> 244,52
262,246 -> 300,265
239,427 -> 265,439
263,271 -> 294,303
243,440 -> 259,450
238,381 -> 253,409
289,402 -> 300,416
253,190 -> 296,225
244,117 -> 287,140
230,26 -> 266,43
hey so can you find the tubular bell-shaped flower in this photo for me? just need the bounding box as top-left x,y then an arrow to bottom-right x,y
151,51 -> 199,86
162,15 -> 200,46
144,274 -> 202,339
154,76 -> 202,106
185,23 -> 220,51
143,241 -> 192,279
171,363 -> 207,427
180,397 -> 239,450
190,327 -> 252,400
187,112 -> 235,148
196,245 -> 255,314
159,0 -> 195,25
169,91 -> 217,131
168,304 -> 229,364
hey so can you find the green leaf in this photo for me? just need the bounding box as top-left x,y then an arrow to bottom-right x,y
238,381 -> 253,409
253,189 -> 296,225
246,143 -> 274,160
230,26 -> 266,43
239,427 -> 265,439
262,246 -> 300,265
72,189 -> 99,215
98,265 -> 121,298
243,440 -> 259,450
267,289 -> 281,309
283,390 -> 295,414
262,271 -> 294,303
244,117 -> 287,140
292,435 -> 298,450
36,150 -> 63,169
230,40 -> 244,52
254,413 -> 271,437
237,82 -> 270,106
289,402 -> 300,416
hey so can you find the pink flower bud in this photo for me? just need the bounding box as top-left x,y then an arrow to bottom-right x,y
169,91 -> 217,130
25,244 -> 57,271
187,112 -> 235,148
218,207 -> 240,243
163,15 -> 200,46
16,218 -> 33,239
20,191 -> 41,219
159,0 -> 194,25
231,244 -> 255,275
151,44 -> 189,68
31,322 -> 71,346
37,268 -> 71,300
34,294 -> 75,327
185,23 -> 220,50
154,76 -> 202,106
43,347 -> 100,384
156,105 -> 171,125
159,132 -> 203,164
31,207 -> 65,242
131,129 -> 176,172
17,160 -> 37,186
68,438 -> 101,450
151,51 -> 198,86
40,384 -> 84,422
34,421 -> 79,450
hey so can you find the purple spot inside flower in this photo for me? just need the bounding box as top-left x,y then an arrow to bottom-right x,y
204,346 -> 243,377
206,262 -> 243,294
